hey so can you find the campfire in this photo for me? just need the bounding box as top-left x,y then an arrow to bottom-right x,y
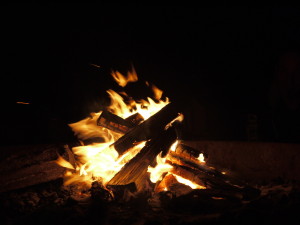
55,67 -> 247,200
1,67 -> 300,225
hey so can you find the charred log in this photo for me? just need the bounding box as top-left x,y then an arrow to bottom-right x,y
169,145 -> 245,188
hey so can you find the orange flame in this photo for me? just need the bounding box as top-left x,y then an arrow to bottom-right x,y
56,155 -> 75,170
111,66 -> 138,87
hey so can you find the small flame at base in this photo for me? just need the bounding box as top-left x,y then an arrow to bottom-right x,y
148,143 -> 207,191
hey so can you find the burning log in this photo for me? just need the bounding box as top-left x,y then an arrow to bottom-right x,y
168,163 -> 260,200
108,127 -> 177,188
169,144 -> 247,188
168,150 -> 233,184
111,102 -> 180,155
81,112 -> 144,146
167,144 -> 260,199
81,112 -> 144,145
97,110 -> 137,134
169,164 -> 207,188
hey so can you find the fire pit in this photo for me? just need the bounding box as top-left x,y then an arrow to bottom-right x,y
1,68 -> 300,225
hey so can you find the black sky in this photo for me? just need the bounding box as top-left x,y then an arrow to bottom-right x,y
1,5 -> 300,145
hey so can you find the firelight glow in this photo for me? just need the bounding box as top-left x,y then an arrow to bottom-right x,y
56,68 -> 206,192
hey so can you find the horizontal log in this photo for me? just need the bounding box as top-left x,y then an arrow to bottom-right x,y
169,164 -> 207,188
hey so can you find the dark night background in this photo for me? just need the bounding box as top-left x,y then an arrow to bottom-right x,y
1,5 -> 300,146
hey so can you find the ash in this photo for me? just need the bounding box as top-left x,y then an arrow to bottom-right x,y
1,179 -> 300,225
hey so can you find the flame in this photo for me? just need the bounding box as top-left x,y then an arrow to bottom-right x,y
57,66 -> 206,193
58,68 -> 169,189
111,66 -> 138,87
69,112 -> 121,141
165,113 -> 184,130
148,146 -> 206,190
197,153 -> 205,163
170,140 -> 179,152
146,81 -> 163,100
148,152 -> 173,183
106,89 -> 169,120
173,175 -> 205,189
56,155 -> 75,170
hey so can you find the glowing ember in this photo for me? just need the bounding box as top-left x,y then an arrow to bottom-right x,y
16,101 -> 30,104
